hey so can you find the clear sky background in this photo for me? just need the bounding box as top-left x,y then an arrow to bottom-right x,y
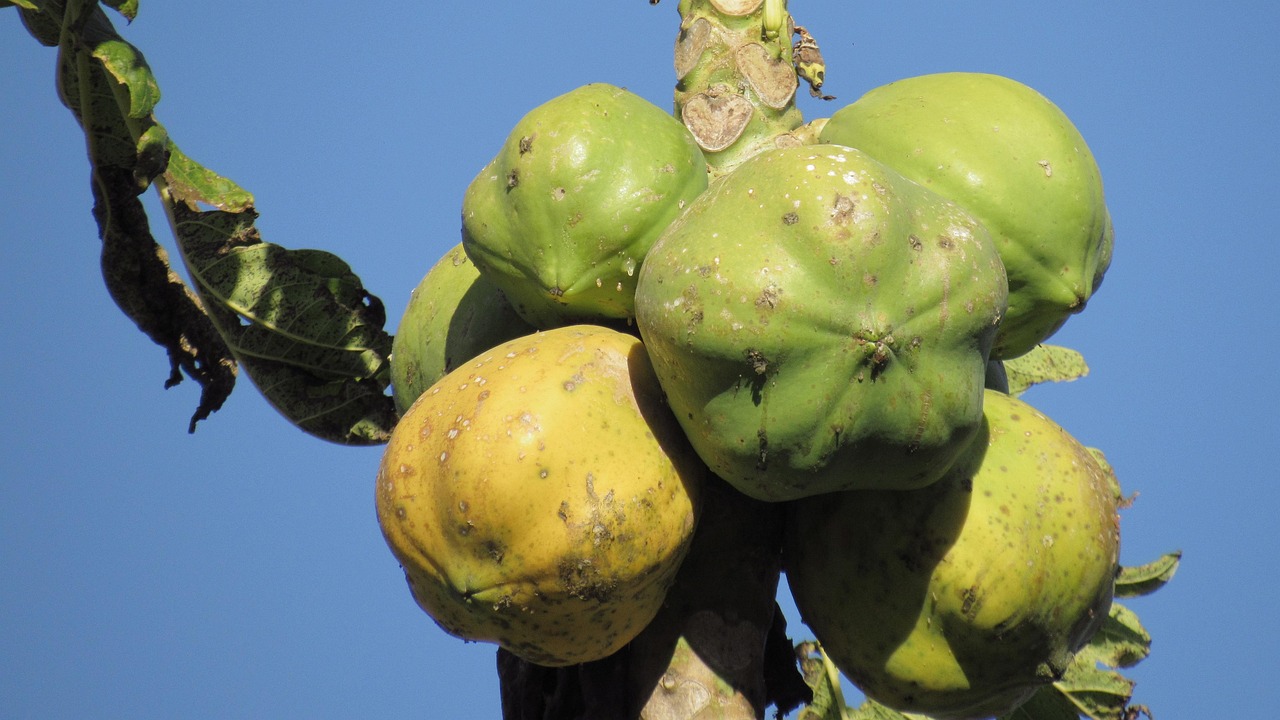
2,2 -> 1277,718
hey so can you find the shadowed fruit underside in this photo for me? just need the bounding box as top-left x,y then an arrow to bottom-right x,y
784,389 -> 1120,719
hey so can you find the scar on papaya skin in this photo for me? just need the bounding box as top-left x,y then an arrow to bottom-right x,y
907,389 -> 933,453
756,428 -> 769,471
756,284 -> 780,310
831,194 -> 857,224
518,134 -> 535,154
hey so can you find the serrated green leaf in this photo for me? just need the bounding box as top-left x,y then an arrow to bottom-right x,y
1052,663 -> 1135,720
797,642 -> 850,720
1000,687 -> 1080,720
1116,552 -> 1181,598
844,699 -> 931,720
164,142 -> 254,211
1004,344 -> 1089,397
166,187 -> 396,445
91,36 -> 159,117
102,0 -> 137,21
1075,602 -> 1151,669
13,0 -> 60,45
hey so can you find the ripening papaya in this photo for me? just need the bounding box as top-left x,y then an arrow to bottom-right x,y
634,144 -> 1008,501
783,390 -> 1120,719
819,73 -> 1112,359
375,325 -> 703,666
462,83 -> 708,328
390,244 -> 533,414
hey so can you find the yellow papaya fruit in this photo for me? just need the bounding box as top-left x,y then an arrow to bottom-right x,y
376,325 -> 704,666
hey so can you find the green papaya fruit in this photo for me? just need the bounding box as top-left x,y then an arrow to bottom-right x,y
462,83 -> 709,328
634,144 -> 1008,501
784,390 -> 1120,719
819,73 -> 1112,359
390,244 -> 534,414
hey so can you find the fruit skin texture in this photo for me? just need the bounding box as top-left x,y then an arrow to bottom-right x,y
390,244 -> 534,414
376,325 -> 703,666
819,73 -> 1112,359
784,390 -> 1120,719
634,144 -> 1008,501
462,83 -> 708,328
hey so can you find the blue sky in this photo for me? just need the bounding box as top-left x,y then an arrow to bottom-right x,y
2,2 -> 1277,717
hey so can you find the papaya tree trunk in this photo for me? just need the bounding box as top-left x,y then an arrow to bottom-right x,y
495,4 -> 821,718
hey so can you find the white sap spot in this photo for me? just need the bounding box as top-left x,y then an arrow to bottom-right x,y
842,171 -> 860,185
447,428 -> 459,439
596,277 -> 603,288
806,164 -> 816,171
439,452 -> 449,463
623,257 -> 637,276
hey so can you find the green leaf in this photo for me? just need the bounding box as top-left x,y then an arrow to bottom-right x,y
999,601 -> 1154,720
1051,662 -> 1136,720
797,642 -> 851,720
101,0 -> 138,22
1077,602 -> 1151,669
1116,552 -> 1181,598
1004,344 -> 1089,396
164,158 -> 396,445
16,3 -> 63,48
164,142 -> 254,212
37,0 -> 238,431
845,700 -> 930,720
4,0 -> 41,11
91,34 -> 160,118
1000,688 -> 1080,720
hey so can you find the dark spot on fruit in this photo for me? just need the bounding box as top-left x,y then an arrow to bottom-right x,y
745,348 -> 769,375
961,586 -> 980,618
937,235 -> 955,250
756,428 -> 769,470
506,169 -> 519,190
782,211 -> 799,225
518,135 -> 535,154
909,235 -> 923,251
548,286 -> 565,298
831,194 -> 856,224
756,284 -> 780,309
558,557 -> 616,602
484,539 -> 506,564
959,476 -> 973,492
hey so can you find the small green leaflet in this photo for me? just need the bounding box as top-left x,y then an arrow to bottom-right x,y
1004,345 -> 1090,397
1116,552 -> 1181,598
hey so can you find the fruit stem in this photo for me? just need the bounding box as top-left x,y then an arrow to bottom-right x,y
670,0 -> 808,176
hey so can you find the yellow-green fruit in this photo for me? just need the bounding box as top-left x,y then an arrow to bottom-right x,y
462,83 -> 708,328
390,244 -> 533,414
784,390 -> 1119,719
376,325 -> 704,666
820,73 -> 1111,359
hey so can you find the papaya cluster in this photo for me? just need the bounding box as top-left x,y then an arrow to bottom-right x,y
377,75 -> 1120,718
